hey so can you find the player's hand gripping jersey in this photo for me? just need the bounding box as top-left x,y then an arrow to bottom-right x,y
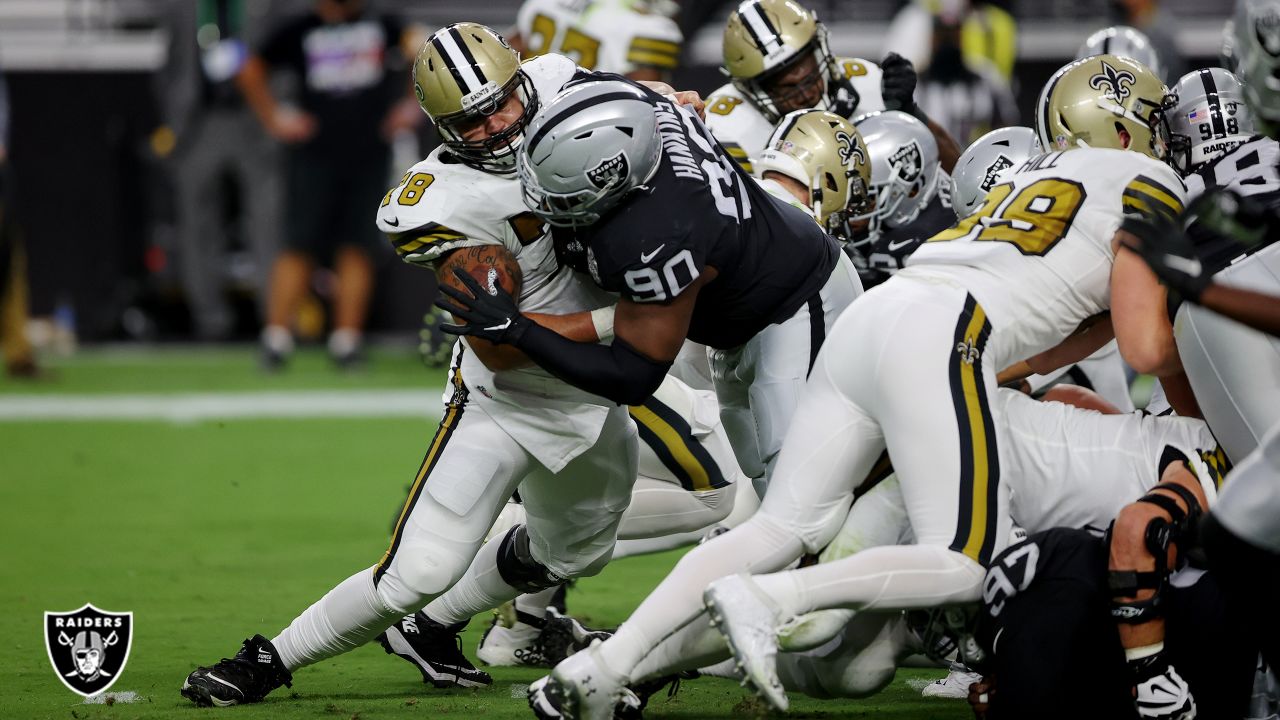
705,58 -> 884,171
516,0 -> 682,76
552,82 -> 841,349
377,54 -> 619,468
904,147 -> 1186,369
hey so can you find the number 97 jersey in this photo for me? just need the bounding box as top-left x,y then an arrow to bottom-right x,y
902,147 -> 1186,368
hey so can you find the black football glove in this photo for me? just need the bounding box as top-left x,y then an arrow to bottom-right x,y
434,267 -> 531,345
880,52 -> 920,118
1118,212 -> 1212,302
1186,187 -> 1273,251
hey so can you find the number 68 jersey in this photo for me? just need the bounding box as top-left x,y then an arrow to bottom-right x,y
902,147 -> 1186,369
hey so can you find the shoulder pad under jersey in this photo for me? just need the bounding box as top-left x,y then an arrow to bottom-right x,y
376,150 -> 525,266
704,83 -> 772,172
836,57 -> 886,117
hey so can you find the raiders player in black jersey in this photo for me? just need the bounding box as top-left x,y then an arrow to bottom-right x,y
971,524 -> 1256,720
437,74 -> 862,486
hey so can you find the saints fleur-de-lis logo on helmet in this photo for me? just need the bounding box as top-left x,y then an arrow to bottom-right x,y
835,130 -> 866,167
1088,60 -> 1137,102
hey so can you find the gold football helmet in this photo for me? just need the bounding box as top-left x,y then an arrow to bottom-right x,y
722,0 -> 853,123
755,109 -> 871,237
414,23 -> 537,172
1036,54 -> 1169,160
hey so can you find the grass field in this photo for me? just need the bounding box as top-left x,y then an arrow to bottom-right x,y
1,347 -> 971,719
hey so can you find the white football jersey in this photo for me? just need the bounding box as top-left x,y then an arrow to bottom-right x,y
704,57 -> 885,171
375,53 -> 619,467
902,147 -> 1186,368
516,0 -> 682,76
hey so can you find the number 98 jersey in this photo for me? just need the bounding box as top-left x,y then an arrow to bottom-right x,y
555,84 -> 840,349
902,147 -> 1186,369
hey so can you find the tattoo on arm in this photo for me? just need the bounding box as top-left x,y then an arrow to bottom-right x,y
437,245 -> 524,299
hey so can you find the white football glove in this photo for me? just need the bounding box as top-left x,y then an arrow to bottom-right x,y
1134,664 -> 1197,720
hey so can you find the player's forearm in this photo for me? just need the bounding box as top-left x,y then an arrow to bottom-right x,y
513,324 -> 669,405
1199,283 -> 1280,338
235,56 -> 279,131
1024,314 -> 1114,376
466,311 -> 599,372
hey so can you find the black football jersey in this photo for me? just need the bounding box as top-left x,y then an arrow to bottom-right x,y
1186,134 -> 1280,275
846,190 -> 955,290
560,81 -> 840,349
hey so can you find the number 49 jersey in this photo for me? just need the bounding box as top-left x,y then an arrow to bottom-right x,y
903,147 -> 1186,369
559,85 -> 840,350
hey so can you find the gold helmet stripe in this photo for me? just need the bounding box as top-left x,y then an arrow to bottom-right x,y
433,26 -> 488,95
738,0 -> 785,56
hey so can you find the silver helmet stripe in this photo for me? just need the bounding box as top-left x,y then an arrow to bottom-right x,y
739,0 -> 784,55
433,27 -> 487,95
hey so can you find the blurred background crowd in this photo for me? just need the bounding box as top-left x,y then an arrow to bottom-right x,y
0,0 -> 1232,377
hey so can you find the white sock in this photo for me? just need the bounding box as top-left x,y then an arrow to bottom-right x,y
750,544 -> 986,620
422,533 -> 522,626
594,513 -> 805,678
328,328 -> 361,356
513,586 -> 559,626
271,566 -> 399,671
262,325 -> 294,354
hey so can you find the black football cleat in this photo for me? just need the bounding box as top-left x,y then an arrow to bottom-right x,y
538,607 -> 613,667
181,634 -> 293,707
378,612 -> 493,688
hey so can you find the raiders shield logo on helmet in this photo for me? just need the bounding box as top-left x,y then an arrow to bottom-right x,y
587,151 -> 630,190
44,604 -> 133,697
981,155 -> 1014,191
890,142 -> 923,183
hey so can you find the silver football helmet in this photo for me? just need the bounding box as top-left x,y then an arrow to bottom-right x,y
1075,25 -> 1164,82
1163,68 -> 1254,175
518,80 -> 663,226
848,110 -> 940,246
1233,0 -> 1280,130
950,127 -> 1041,219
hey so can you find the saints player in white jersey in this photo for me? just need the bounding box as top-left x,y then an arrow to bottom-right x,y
179,23 -> 737,707
704,0 -> 961,173
512,0 -> 682,80
542,55 -> 1182,717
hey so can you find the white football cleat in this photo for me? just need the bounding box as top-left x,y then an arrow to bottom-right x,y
921,666 -> 982,699
477,616 -> 546,667
540,642 -> 628,720
703,574 -> 789,712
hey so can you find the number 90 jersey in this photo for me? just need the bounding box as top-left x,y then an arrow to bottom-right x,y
556,85 -> 840,350
517,0 -> 682,76
902,147 -> 1186,369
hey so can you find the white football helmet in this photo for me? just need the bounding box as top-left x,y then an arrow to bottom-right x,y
518,80 -> 663,226
1075,25 -> 1164,81
848,110 -> 940,245
1163,67 -> 1254,175
950,127 -> 1041,219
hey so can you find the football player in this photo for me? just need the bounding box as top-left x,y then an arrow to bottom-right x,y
179,23 -> 729,706
1076,25 -> 1166,82
703,0 -> 961,173
683,54 -> 1186,714
844,110 -> 954,290
511,0 -> 682,81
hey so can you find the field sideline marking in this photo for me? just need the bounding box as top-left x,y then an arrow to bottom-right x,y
0,390 -> 444,423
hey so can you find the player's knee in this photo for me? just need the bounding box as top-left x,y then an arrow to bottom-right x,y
376,547 -> 472,614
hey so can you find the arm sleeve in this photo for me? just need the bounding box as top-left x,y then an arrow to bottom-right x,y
514,323 -> 671,405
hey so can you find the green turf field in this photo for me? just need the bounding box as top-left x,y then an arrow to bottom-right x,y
1,347 -> 971,719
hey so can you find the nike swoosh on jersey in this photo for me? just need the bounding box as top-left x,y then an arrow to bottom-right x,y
385,216 -> 400,227
640,244 -> 666,263
886,238 -> 916,252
